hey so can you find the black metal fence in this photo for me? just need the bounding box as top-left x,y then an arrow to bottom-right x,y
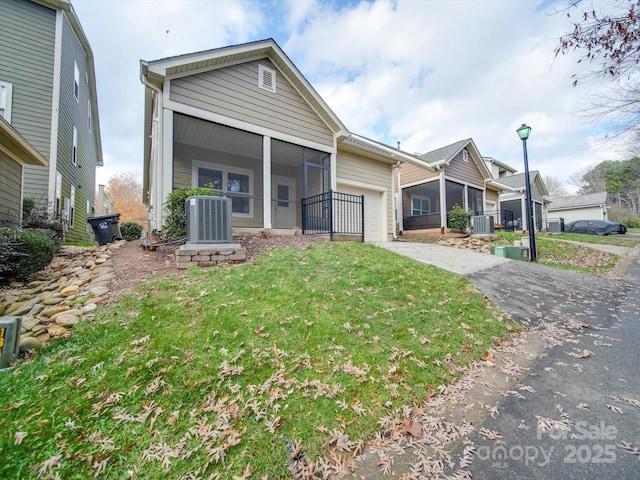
301,190 -> 364,242
477,210 -> 516,232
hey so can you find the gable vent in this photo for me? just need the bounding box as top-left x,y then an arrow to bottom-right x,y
259,64 -> 276,93
186,196 -> 232,243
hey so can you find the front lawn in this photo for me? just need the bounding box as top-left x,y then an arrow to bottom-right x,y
489,232 -> 625,275
0,243 -> 515,479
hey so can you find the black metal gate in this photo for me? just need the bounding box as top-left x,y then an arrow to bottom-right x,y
301,190 -> 364,242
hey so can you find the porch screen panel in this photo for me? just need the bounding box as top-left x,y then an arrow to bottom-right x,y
467,187 -> 483,215
535,202 -> 542,231
500,199 -> 522,229
174,113 -> 263,227
445,180 -> 464,213
402,181 -> 440,230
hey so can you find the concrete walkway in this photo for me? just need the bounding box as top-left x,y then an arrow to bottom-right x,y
373,241 -> 510,275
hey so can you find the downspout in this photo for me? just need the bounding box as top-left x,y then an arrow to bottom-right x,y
140,67 -> 163,232
392,161 -> 401,239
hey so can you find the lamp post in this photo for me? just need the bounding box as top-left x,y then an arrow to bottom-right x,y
516,123 -> 537,262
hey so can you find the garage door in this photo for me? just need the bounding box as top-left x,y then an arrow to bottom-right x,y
339,185 -> 384,241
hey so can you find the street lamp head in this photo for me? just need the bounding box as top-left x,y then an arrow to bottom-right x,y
517,123 -> 532,141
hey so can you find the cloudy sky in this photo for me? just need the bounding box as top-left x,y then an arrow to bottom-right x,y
72,0 -> 625,191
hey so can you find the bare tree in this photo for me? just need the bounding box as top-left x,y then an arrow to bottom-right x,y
555,1 -> 640,139
543,175 -> 569,197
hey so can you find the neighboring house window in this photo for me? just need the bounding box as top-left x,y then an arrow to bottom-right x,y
72,125 -> 78,166
55,172 -> 62,217
87,101 -> 92,133
73,60 -> 80,101
258,64 -> 276,93
0,81 -> 13,121
70,185 -> 76,227
411,195 -> 431,215
462,149 -> 469,163
194,162 -> 252,216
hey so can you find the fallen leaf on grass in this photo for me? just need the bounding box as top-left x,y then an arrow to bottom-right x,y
14,432 -> 27,445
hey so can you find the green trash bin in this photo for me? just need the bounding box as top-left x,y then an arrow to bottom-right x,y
87,213 -> 122,246
0,316 -> 22,369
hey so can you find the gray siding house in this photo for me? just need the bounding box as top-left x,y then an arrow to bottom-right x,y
141,39 -> 422,241
496,171 -> 549,232
0,0 -> 103,241
547,192 -> 608,223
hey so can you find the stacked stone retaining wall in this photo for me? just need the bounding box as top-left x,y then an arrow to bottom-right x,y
176,244 -> 247,269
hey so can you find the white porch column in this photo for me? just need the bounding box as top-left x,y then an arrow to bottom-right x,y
330,153 -> 337,191
159,107 -> 173,231
439,171 -> 447,228
520,194 -> 527,232
396,169 -> 403,232
263,136 -> 272,229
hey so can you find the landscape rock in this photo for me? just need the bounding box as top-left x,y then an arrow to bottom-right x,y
0,241 -> 125,357
55,314 -> 81,327
19,336 -> 41,352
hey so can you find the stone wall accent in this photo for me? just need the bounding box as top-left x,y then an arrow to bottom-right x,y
176,243 -> 247,269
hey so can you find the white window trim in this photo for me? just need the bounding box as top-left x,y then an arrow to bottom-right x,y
73,60 -> 80,102
192,160 -> 253,217
55,172 -> 62,217
462,149 -> 469,163
87,100 -> 92,133
72,125 -> 78,165
411,194 -> 431,215
70,185 -> 76,228
258,64 -> 276,93
0,81 -> 13,122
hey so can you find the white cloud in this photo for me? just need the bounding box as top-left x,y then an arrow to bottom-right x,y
73,0 -> 628,192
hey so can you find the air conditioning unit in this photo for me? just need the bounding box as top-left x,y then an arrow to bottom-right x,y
548,220 -> 562,234
472,215 -> 495,235
186,196 -> 232,244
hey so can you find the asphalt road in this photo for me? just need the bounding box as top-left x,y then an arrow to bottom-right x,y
461,254 -> 640,479
374,241 -> 640,479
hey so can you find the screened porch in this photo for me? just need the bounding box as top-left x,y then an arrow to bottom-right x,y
171,113 -> 331,231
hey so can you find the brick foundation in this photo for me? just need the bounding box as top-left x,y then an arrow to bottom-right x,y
176,243 -> 247,269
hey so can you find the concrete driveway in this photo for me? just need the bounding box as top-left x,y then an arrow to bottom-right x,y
370,240 -> 640,479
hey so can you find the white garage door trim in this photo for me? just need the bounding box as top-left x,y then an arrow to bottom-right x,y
338,181 -> 387,242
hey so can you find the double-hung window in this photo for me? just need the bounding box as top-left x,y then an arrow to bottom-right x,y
411,195 -> 431,216
73,61 -> 80,101
72,126 -> 78,166
194,162 -> 252,216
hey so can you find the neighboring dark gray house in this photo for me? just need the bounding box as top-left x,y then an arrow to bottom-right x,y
547,192 -> 608,223
0,0 -> 103,241
496,170 -> 549,231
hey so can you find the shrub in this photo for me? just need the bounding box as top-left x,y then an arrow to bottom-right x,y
163,187 -> 218,238
21,197 -> 63,250
448,205 -> 472,233
120,222 -> 143,241
0,228 -> 57,283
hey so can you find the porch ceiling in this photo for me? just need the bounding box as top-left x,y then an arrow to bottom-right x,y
174,114 -> 262,159
174,114 -> 311,167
